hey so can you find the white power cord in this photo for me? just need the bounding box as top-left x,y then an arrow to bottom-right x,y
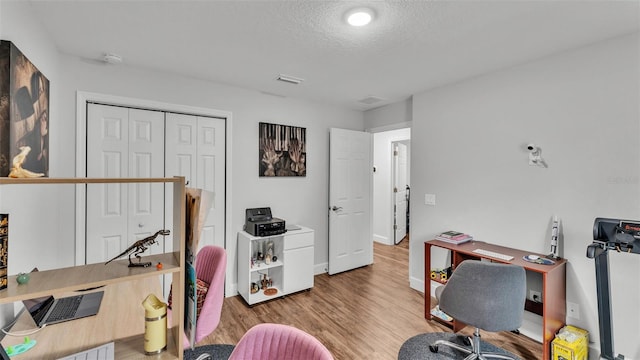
0,307 -> 47,337
1,322 -> 46,337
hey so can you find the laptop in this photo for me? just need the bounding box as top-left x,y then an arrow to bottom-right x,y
22,291 -> 104,327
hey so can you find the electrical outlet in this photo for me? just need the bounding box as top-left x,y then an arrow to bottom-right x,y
567,302 -> 580,319
529,290 -> 541,303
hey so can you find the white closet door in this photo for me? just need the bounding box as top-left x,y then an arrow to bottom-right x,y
165,113 -> 226,251
127,109 -> 166,256
196,116 -> 226,250
86,104 -> 165,264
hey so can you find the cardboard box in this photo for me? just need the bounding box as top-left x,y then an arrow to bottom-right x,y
552,325 -> 588,360
0,40 -> 49,177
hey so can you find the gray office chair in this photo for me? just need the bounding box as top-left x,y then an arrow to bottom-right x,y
429,260 -> 526,359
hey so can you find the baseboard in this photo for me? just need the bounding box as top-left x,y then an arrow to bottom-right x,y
315,262 -> 328,275
373,234 -> 391,245
410,275 -> 425,294
227,282 -> 238,298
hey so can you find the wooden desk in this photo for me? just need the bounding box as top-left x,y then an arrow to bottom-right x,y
1,277 -> 177,359
424,239 -> 566,360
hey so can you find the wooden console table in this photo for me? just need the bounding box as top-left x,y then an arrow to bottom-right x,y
424,239 -> 566,360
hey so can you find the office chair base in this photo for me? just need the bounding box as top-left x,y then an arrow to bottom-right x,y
429,329 -> 519,360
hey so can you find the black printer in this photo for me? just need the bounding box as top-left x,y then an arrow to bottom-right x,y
244,207 -> 286,237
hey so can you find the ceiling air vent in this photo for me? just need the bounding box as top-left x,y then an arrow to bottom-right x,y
358,96 -> 385,105
276,74 -> 304,85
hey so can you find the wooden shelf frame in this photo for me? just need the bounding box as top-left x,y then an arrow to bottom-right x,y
0,176 -> 186,359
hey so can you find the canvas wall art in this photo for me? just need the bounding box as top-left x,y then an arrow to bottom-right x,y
259,122 -> 306,177
0,40 -> 50,177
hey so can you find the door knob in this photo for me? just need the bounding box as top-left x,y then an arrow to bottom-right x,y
138,223 -> 144,228
330,206 -> 343,212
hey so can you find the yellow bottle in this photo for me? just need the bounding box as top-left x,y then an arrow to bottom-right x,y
142,294 -> 167,354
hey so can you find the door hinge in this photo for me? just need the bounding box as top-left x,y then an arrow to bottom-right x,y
394,224 -> 398,230
394,150 -> 398,156
393,187 -> 398,193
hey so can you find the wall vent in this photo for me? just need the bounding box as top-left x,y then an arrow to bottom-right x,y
358,96 -> 384,105
276,74 -> 304,85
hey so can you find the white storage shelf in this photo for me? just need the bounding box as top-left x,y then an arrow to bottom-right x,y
238,226 -> 314,305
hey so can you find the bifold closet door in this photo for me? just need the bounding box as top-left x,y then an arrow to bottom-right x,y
86,104 -> 165,264
165,113 -> 226,251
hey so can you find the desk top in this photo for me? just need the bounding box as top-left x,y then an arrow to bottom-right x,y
426,239 -> 567,273
1,277 -> 177,359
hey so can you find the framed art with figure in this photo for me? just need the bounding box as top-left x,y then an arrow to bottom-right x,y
259,122 -> 306,177
0,40 -> 49,177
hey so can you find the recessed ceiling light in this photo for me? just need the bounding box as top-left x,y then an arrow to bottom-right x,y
347,8 -> 374,27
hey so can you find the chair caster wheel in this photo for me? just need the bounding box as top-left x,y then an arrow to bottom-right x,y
429,345 -> 438,353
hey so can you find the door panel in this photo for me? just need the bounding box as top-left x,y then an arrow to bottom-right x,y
128,109 -> 165,255
329,128 -> 372,275
393,143 -> 408,243
165,114 -> 225,251
86,104 -> 164,264
196,117 -> 225,249
87,104 -> 129,264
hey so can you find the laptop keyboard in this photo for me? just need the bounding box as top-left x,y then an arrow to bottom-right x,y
47,296 -> 82,322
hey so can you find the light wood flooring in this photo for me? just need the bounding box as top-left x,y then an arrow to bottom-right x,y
203,239 -> 542,359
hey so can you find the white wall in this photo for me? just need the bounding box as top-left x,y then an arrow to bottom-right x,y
364,98 -> 412,132
409,33 -> 640,358
372,128 -> 411,245
0,1 -> 363,302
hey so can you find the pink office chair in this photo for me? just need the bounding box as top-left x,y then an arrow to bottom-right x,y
228,323 -> 334,360
170,245 -> 227,348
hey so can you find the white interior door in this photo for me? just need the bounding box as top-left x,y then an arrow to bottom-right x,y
165,113 -> 226,252
86,104 -> 164,264
329,128 -> 373,275
393,142 -> 408,244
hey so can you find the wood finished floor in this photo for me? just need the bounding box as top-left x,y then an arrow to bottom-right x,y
203,239 -> 542,360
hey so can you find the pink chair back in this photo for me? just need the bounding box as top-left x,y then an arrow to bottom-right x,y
228,323 -> 334,360
191,245 -> 227,345
166,246 -> 227,348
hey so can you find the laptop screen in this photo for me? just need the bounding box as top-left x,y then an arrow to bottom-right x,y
23,295 -> 54,322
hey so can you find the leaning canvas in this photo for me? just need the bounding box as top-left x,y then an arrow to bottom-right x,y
0,40 -> 50,177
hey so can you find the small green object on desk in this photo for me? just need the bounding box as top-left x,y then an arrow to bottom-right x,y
16,272 -> 29,285
6,337 -> 36,356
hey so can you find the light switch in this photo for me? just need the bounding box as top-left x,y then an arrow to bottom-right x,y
424,193 -> 436,206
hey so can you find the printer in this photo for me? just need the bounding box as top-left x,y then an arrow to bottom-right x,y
244,207 -> 286,237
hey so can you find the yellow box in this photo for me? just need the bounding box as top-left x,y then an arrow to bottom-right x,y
552,325 -> 588,360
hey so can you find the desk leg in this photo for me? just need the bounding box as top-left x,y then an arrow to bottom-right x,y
425,243 -> 432,319
542,264 -> 566,360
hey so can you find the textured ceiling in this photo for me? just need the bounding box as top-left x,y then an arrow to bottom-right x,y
26,0 -> 640,110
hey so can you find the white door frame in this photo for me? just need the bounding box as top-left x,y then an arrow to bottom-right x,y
75,91 -> 234,295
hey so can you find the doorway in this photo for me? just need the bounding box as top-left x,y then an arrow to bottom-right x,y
372,128 -> 411,246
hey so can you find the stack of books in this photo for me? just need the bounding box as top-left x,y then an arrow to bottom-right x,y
435,230 -> 473,244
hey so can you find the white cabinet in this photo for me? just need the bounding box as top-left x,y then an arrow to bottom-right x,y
238,226 -> 314,305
